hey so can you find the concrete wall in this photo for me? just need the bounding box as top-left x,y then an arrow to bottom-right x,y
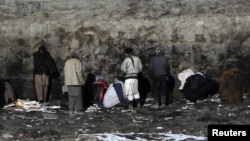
1,0 -> 250,100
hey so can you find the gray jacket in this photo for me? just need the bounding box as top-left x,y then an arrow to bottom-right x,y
149,54 -> 170,76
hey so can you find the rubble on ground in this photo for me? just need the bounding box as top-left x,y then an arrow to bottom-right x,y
0,94 -> 250,140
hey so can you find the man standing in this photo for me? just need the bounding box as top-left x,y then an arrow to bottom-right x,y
149,47 -> 170,109
64,52 -> 84,115
121,47 -> 142,109
33,45 -> 59,104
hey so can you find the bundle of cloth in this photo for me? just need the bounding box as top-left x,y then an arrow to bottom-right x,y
103,78 -> 127,108
178,69 -> 218,102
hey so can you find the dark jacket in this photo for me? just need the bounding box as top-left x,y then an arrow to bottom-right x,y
149,54 -> 170,76
33,46 -> 60,78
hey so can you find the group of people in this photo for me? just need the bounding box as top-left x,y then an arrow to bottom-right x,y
33,46 -> 86,115
121,47 -> 171,109
33,45 -> 172,116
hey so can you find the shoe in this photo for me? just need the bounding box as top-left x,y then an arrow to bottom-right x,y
151,103 -> 159,109
43,102 -> 49,106
133,103 -> 138,109
161,104 -> 167,108
68,110 -> 74,116
161,96 -> 168,108
127,101 -> 134,109
128,104 -> 133,109
74,111 -> 83,115
39,100 -> 44,104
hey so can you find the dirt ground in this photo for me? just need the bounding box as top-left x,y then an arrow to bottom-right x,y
0,93 -> 250,141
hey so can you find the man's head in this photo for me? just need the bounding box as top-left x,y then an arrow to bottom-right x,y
39,45 -> 46,53
124,47 -> 133,56
124,47 -> 133,54
155,47 -> 161,54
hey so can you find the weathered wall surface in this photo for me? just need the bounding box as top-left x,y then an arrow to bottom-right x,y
1,0 -> 250,100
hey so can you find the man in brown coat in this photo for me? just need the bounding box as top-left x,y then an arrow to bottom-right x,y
219,68 -> 243,103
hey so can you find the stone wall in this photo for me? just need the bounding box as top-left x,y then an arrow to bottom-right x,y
1,0 -> 250,100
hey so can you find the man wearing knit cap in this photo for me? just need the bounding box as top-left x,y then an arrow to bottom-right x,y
121,47 -> 142,109
149,47 -> 170,109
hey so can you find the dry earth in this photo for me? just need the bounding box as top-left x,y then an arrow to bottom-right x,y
0,93 -> 250,141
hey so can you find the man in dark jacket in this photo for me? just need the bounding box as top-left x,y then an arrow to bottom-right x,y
149,47 -> 170,109
33,45 -> 59,103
